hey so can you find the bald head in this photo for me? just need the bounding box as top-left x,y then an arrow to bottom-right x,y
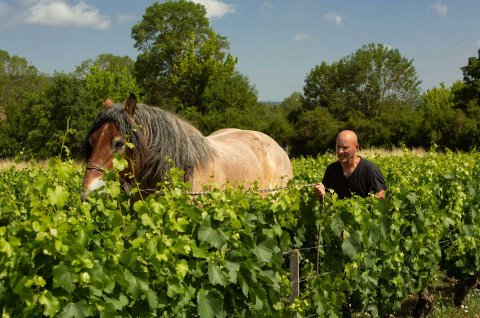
335,130 -> 359,164
336,130 -> 358,145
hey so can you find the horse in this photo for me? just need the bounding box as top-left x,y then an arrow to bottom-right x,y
82,93 -> 293,195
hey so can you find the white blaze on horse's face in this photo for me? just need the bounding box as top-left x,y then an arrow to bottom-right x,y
83,121 -> 124,194
85,177 -> 106,194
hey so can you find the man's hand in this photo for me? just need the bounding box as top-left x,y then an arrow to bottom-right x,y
375,189 -> 386,200
313,182 -> 326,199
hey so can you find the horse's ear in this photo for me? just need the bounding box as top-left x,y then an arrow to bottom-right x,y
103,98 -> 113,108
125,93 -> 137,117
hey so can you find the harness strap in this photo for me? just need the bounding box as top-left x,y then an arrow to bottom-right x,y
86,161 -> 105,173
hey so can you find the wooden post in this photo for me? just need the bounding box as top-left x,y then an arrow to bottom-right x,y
289,249 -> 300,313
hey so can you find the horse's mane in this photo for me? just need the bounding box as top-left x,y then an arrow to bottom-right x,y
82,103 -> 213,187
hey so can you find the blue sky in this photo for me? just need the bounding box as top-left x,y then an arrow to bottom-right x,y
0,0 -> 479,102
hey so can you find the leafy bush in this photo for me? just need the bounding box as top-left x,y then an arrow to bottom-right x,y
1,152 -> 480,317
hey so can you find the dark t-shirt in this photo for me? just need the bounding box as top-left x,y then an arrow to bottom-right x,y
322,157 -> 387,199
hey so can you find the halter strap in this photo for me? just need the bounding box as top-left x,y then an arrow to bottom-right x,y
86,161 -> 105,173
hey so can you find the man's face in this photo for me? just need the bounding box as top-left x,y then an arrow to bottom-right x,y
336,135 -> 358,163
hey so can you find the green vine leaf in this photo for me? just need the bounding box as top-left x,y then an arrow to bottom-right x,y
197,288 -> 224,318
53,262 -> 77,293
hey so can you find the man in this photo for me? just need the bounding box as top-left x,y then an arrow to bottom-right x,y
314,130 -> 387,200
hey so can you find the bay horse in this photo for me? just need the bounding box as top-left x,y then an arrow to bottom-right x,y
82,94 -> 293,195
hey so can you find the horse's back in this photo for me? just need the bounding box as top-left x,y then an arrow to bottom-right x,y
190,128 -> 292,191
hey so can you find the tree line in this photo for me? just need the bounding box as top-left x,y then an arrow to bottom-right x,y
0,0 -> 479,159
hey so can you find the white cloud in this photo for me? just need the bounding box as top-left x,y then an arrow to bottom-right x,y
116,14 -> 135,24
323,12 -> 342,26
293,32 -> 312,43
22,0 -> 111,29
431,2 -> 448,18
191,0 -> 236,19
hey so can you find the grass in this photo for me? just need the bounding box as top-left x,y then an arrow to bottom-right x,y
353,274 -> 480,318
358,147 -> 427,158
0,158 -> 55,170
353,290 -> 480,318
429,288 -> 480,318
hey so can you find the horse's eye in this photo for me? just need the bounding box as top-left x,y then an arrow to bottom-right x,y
113,139 -> 125,149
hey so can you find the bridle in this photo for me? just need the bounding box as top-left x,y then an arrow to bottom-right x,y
85,159 -> 134,195
86,160 -> 105,173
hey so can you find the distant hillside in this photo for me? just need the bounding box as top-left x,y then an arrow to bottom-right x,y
260,100 -> 280,106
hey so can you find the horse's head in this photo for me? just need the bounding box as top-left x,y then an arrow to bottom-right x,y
82,94 -> 138,194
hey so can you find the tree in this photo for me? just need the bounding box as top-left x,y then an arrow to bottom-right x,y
20,73 -> 92,158
0,50 -> 50,157
259,104 -> 294,149
457,48 -> 480,104
418,83 -> 477,150
0,50 -> 49,119
74,53 -> 135,79
168,31 -> 238,113
290,107 -> 341,156
453,49 -> 480,124
132,0 -> 229,107
277,91 -> 303,124
291,43 -> 422,155
449,49 -> 480,149
85,65 -> 140,107
303,43 -> 421,120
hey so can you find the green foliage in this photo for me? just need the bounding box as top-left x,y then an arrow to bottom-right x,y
74,53 -> 135,79
169,31 -> 237,113
85,65 -> 140,107
0,54 -> 140,159
303,43 -> 421,120
13,73 -> 92,158
129,0 -> 261,137
289,106 -> 341,156
0,50 -> 50,157
132,0 -> 229,107
166,32 -> 261,136
0,160 -> 303,317
455,48 -> 480,105
292,152 -> 480,317
419,84 -> 477,150
1,152 -> 480,317
292,43 -> 423,155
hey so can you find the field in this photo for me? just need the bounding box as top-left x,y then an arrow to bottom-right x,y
0,151 -> 480,317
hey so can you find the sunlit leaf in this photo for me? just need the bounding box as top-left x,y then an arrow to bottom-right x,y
47,185 -> 69,209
